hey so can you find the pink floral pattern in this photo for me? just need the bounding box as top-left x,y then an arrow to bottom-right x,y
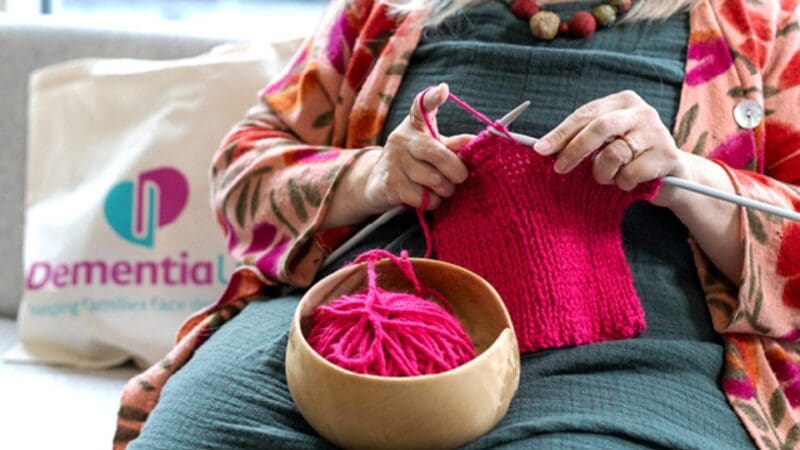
685,35 -> 735,86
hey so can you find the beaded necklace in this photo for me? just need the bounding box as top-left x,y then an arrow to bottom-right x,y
510,0 -> 633,40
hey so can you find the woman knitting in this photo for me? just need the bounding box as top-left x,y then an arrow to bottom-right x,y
116,0 -> 800,448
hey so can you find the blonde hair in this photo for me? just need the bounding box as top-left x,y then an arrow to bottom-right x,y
391,0 -> 699,26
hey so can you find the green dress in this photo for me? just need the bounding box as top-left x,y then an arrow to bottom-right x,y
130,2 -> 755,449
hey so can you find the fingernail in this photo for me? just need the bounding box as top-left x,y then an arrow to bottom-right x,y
554,160 -> 566,173
534,140 -> 551,155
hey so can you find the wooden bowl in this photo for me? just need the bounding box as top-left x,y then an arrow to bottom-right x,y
285,257 -> 520,450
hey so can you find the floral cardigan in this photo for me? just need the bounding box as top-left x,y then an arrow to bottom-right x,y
115,1 -> 800,448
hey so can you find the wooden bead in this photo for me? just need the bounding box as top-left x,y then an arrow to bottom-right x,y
569,11 -> 597,38
593,4 -> 617,28
529,11 -> 561,41
511,0 -> 540,20
610,0 -> 633,13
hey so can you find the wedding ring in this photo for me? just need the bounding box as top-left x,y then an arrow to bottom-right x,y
620,134 -> 642,159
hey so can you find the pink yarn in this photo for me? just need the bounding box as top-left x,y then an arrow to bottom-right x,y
417,86 -> 515,142
307,249 -> 476,376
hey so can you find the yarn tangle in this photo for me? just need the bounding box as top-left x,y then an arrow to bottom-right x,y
307,247 -> 476,376
307,179 -> 477,376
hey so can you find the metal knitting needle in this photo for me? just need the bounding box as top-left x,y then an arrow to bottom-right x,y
321,102 -> 537,269
661,176 -> 800,222
488,102 -> 540,146
322,205 -> 405,269
499,101 -> 531,128
286,206 -> 405,294
489,112 -> 800,223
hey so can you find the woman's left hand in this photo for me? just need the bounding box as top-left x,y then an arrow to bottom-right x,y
533,90 -> 691,208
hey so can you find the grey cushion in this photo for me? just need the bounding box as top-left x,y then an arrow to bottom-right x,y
0,18 -> 228,317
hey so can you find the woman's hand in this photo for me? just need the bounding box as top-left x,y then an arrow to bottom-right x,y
323,83 -> 473,229
532,90 -> 691,208
362,83 -> 473,212
533,89 -> 744,282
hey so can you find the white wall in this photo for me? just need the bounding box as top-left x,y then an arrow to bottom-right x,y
5,0 -> 41,14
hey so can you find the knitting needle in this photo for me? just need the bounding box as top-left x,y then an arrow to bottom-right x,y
499,101 -> 531,128
488,102 -> 539,146
320,102 -> 536,269
286,206 -> 404,294
661,176 -> 800,222
489,111 -> 800,222
322,205 -> 405,269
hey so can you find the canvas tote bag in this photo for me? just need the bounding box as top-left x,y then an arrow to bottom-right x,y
6,41 -> 301,368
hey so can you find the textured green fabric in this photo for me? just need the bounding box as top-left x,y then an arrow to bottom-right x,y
133,2 -> 755,448
382,0 -> 688,141
132,289 -> 751,449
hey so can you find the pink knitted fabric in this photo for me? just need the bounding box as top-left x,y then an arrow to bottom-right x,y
412,88 -> 662,353
431,130 -> 661,352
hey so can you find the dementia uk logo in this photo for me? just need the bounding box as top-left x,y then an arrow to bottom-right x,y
25,166 -> 233,291
104,167 -> 189,247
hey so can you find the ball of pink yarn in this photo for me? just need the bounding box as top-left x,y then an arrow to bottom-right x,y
306,250 -> 476,377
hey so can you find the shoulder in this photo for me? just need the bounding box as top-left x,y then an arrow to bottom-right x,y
704,0 -> 799,70
710,0 -> 797,34
676,1 -> 799,166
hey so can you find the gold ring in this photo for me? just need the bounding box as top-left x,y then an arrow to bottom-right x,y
620,134 -> 642,159
610,138 -> 635,165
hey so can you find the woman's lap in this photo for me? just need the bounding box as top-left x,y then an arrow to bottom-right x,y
129,296 -> 329,450
131,296 -> 753,450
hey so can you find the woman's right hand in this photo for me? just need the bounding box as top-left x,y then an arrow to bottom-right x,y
363,83 -> 473,213
323,83 -> 473,229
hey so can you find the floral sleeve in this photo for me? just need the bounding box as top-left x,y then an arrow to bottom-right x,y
686,2 -> 800,448
114,3 -> 423,446
211,0 -> 397,287
701,1 -> 800,338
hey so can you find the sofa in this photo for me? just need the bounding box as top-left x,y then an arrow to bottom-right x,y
0,17 -> 233,449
